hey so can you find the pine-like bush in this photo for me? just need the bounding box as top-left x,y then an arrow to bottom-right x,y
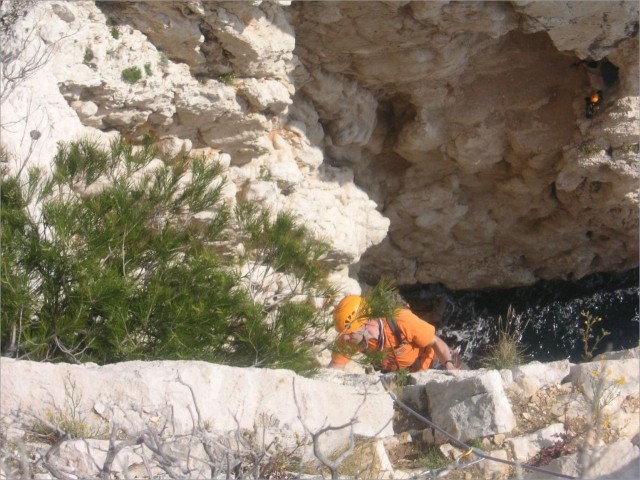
1,139 -> 335,372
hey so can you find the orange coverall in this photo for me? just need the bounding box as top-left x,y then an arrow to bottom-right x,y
330,308 -> 437,372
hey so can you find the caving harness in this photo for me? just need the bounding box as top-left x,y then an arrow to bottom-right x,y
366,315 -> 461,372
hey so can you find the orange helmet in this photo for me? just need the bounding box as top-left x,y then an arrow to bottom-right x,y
590,92 -> 600,103
333,295 -> 368,335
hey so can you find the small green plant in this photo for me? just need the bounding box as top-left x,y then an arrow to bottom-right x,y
384,368 -> 413,400
217,72 -> 236,85
141,130 -> 156,147
144,62 -> 152,76
481,306 -> 529,370
578,142 -> 603,155
110,26 -> 120,39
83,47 -> 94,65
195,73 -> 209,84
416,445 -> 450,470
158,52 -> 169,69
579,310 -> 610,361
394,368 -> 411,387
121,66 -> 142,84
258,165 -> 272,181
619,143 -> 639,154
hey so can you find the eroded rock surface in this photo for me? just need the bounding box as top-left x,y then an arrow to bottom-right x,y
2,349 -> 638,479
1,0 -> 638,292
292,1 -> 639,288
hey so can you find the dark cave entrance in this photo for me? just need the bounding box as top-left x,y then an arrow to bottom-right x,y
398,268 -> 639,367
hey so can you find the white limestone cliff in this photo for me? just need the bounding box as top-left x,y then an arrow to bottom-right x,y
1,1 -> 637,292
1,348 -> 638,479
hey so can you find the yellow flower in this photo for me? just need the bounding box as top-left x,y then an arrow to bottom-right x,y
613,376 -> 627,386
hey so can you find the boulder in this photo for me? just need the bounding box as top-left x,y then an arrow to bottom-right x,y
0,358 -> 394,461
506,423 -> 566,462
502,359 -> 571,398
409,370 -> 516,442
523,438 -> 640,480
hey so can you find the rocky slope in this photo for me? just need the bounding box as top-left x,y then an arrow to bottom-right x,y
1,4 -> 638,478
1,0 -> 638,293
1,349 -> 638,479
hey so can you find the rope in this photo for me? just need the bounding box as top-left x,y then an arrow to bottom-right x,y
381,377 -> 577,480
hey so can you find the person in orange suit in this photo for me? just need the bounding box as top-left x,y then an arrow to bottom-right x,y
328,295 -> 460,373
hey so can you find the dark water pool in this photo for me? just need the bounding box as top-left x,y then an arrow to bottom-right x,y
399,268 -> 639,368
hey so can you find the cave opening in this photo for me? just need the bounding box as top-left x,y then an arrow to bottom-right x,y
398,268 -> 639,368
579,57 -> 620,88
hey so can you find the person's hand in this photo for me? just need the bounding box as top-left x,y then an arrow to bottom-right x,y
444,360 -> 458,371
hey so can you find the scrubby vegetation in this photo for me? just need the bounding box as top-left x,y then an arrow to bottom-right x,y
1,138 -> 336,372
480,306 -> 529,370
121,66 -> 142,84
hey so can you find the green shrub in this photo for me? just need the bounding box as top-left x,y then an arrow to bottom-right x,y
233,203 -> 336,371
619,143 -> 639,154
217,72 -> 236,85
578,142 -> 603,155
121,66 -> 142,84
110,26 -> 120,39
0,138 -> 335,372
144,62 -> 152,76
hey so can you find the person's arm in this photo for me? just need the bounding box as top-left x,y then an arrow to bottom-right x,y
429,335 -> 458,371
327,340 -> 351,369
398,309 -> 457,371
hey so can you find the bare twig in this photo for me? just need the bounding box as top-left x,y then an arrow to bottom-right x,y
292,377 -> 370,480
97,424 -> 144,480
0,3 -> 78,106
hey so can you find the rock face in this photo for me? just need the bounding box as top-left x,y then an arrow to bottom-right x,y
1,0 -> 638,291
0,359 -> 394,463
292,1 -> 639,289
1,349 -> 638,479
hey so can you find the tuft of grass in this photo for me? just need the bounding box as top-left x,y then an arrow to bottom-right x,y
141,131 -> 156,147
110,26 -> 120,39
619,143 -> 639,154
578,142 -> 603,155
158,52 -> 169,69
144,62 -> 152,76
121,66 -> 142,84
416,445 -> 450,470
258,165 -> 272,181
481,306 -> 529,370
